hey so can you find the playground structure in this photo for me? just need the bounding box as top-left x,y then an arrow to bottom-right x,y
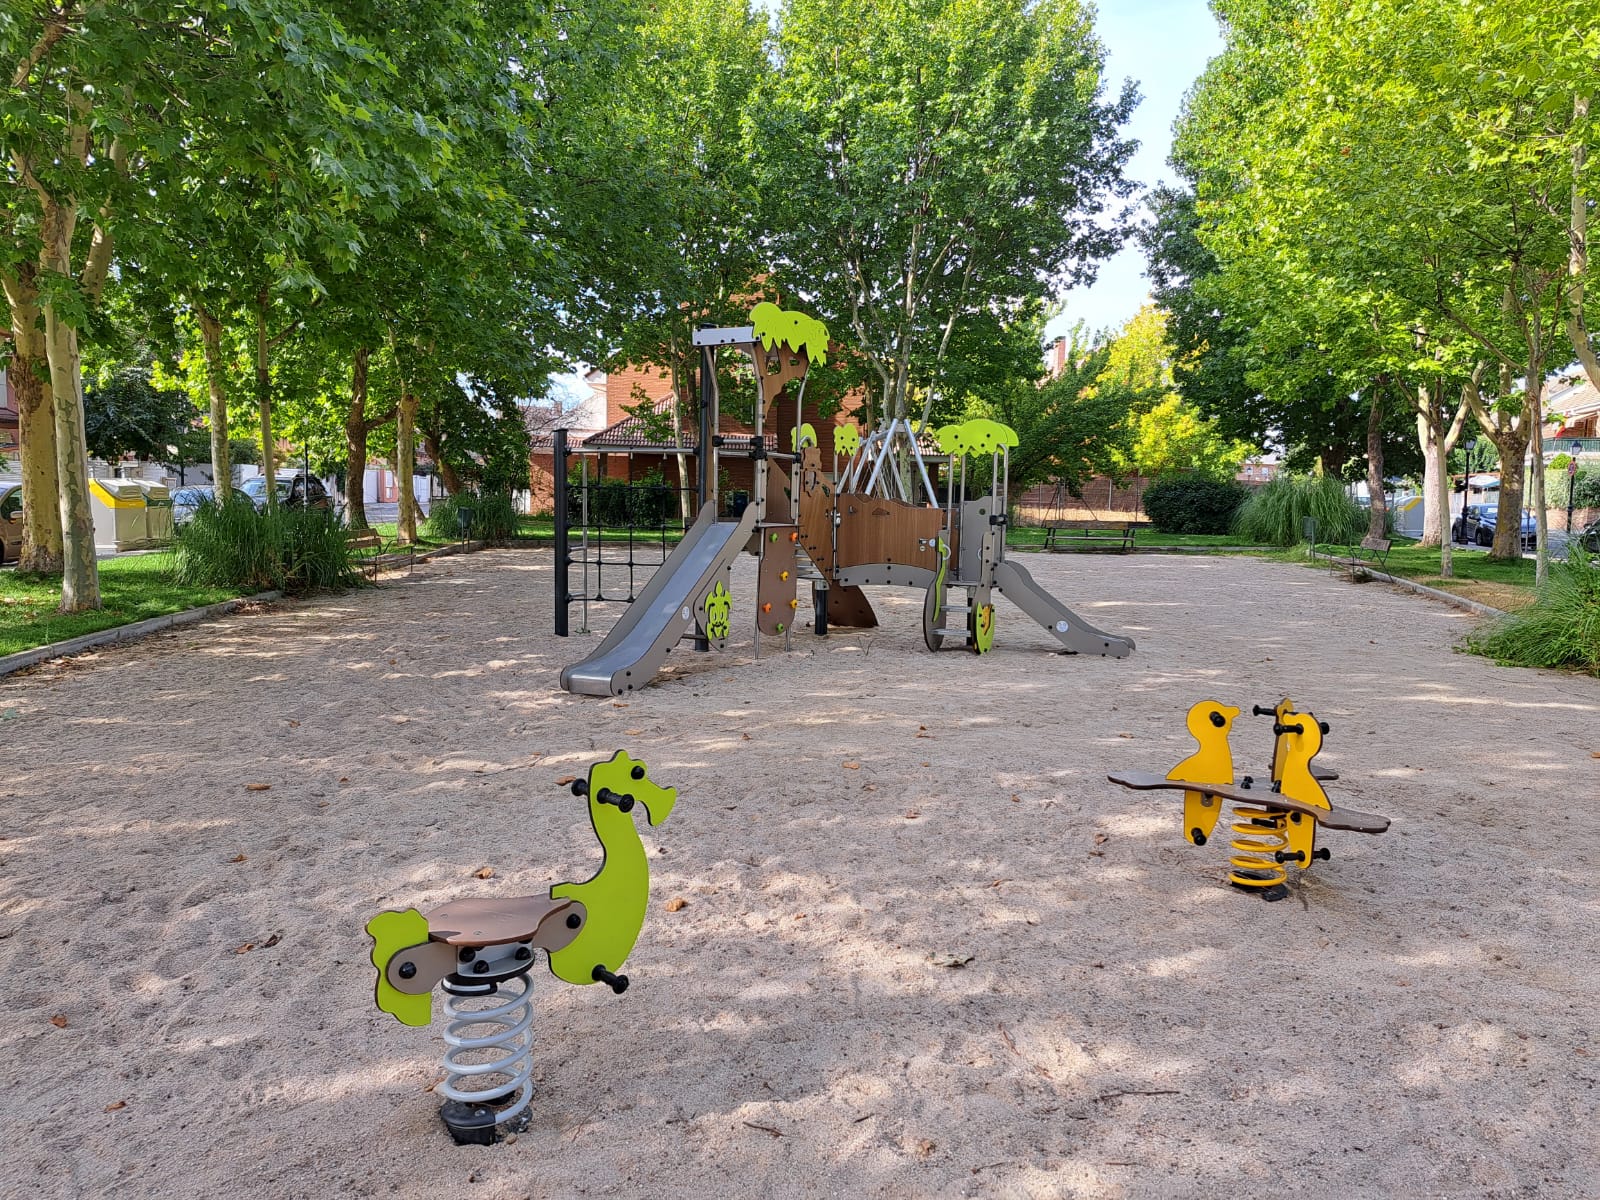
1108,699 -> 1390,900
364,751 -> 676,1144
558,304 -> 1133,696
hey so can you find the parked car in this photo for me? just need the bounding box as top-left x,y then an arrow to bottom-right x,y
1451,503 -> 1494,545
1456,504 -> 1536,549
1575,516 -> 1600,555
171,485 -> 216,526
240,474 -> 333,513
0,483 -> 22,565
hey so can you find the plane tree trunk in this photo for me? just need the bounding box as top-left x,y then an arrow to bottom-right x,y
195,303 -> 232,501
3,262 -> 63,573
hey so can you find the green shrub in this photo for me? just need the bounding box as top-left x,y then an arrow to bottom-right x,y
1573,469 -> 1600,509
173,496 -> 364,593
423,492 -> 520,543
1232,474 -> 1366,547
568,470 -> 676,529
1466,552 -> 1600,675
1141,475 -> 1249,535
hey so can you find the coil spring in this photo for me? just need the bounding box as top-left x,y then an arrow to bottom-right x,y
1227,804 -> 1288,890
437,972 -> 535,1126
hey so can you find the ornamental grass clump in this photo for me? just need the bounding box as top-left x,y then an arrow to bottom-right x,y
422,492 -> 520,543
1466,552 -> 1600,675
1232,474 -> 1365,547
173,496 -> 363,593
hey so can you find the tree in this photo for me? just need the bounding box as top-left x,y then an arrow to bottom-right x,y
1092,305 -> 1251,479
751,0 -> 1137,428
4,2 -> 406,607
1210,0 -> 1598,577
83,364 -> 194,464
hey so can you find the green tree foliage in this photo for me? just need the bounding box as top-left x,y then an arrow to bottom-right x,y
752,0 -> 1136,425
83,365 -> 195,464
1091,305 -> 1252,479
984,323 -> 1130,497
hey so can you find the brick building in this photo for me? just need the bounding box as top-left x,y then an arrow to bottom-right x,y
528,361 -> 861,517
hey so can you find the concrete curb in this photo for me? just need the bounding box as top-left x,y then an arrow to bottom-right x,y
0,590 -> 283,678
1311,553 -> 1507,618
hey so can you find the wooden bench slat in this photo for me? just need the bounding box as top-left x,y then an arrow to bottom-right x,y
1039,520 -> 1136,553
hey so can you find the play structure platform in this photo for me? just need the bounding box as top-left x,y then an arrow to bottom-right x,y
555,304 -> 1134,695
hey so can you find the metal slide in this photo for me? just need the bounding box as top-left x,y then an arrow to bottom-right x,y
993,559 -> 1135,658
561,504 -> 759,696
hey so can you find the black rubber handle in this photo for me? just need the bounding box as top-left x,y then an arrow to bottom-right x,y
570,778 -> 588,796
592,966 -> 629,994
1251,705 -> 1275,717
1273,721 -> 1305,736
595,788 -> 635,813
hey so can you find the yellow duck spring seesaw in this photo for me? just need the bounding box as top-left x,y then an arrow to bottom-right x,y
1109,699 -> 1390,901
366,751 -> 676,1143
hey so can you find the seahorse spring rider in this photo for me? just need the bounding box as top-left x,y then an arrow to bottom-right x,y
365,751 -> 676,1143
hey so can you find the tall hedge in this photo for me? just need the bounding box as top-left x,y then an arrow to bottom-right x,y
1142,475 -> 1249,535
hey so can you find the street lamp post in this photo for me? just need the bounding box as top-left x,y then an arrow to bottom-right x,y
1568,439 -> 1583,538
1457,438 -> 1477,544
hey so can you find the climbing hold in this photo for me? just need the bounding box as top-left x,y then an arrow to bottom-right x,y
788,599 -> 799,609
779,570 -> 789,582
762,602 -> 772,613
776,623 -> 786,633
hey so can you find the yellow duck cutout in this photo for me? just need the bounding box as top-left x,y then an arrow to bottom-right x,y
1166,699 -> 1240,846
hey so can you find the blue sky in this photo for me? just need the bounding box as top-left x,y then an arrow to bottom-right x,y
1045,0 -> 1223,344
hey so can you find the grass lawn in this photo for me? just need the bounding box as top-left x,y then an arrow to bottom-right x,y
0,554 -> 248,658
1314,540 -> 1540,609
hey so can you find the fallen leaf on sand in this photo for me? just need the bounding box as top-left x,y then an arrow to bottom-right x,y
49,1015 -> 68,1028
473,866 -> 495,879
234,942 -> 256,954
742,732 -> 752,741
929,953 -> 973,968
228,853 -> 248,864
612,702 -> 630,708
1116,733 -> 1132,739
288,719 -> 300,728
1093,832 -> 1109,845
104,1101 -> 127,1112
556,776 -> 577,786
665,897 -> 688,912
245,783 -> 271,792
904,809 -> 920,819
842,761 -> 860,770
262,933 -> 282,948
916,1140 -> 937,1159
339,776 -> 349,783
624,729 -> 642,736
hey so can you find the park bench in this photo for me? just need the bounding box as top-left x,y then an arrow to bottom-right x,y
1041,520 -> 1136,553
349,529 -> 416,580
1340,534 -> 1391,575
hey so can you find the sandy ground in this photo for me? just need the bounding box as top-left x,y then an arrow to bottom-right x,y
1,549 -> 1596,1200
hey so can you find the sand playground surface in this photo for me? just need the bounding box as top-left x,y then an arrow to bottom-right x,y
1,548 -> 1596,1200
